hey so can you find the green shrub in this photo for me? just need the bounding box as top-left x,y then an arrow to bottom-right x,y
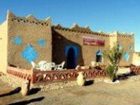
104,43 -> 124,82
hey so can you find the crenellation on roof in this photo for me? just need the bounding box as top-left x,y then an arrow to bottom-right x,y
71,24 -> 92,33
26,14 -> 38,21
6,10 -> 134,37
7,11 -> 51,26
110,31 -> 134,37
53,24 -> 134,38
53,24 -> 115,37
7,10 -> 16,19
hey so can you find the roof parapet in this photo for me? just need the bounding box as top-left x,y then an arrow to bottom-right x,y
44,17 -> 51,24
26,14 -> 38,21
70,23 -> 92,33
110,31 -> 134,36
53,24 -> 112,37
6,10 -> 16,20
6,10 -> 51,26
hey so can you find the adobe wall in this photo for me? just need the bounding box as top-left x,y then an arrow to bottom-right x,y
109,33 -> 117,49
132,52 -> 140,66
0,11 -> 136,72
52,27 -> 111,67
0,21 -> 8,73
117,34 -> 134,66
7,12 -> 52,69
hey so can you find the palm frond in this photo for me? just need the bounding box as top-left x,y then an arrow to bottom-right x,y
104,43 -> 124,81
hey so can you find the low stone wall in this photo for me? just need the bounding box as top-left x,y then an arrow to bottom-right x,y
32,69 -> 107,84
7,65 -> 140,85
7,66 -> 107,84
7,66 -> 33,82
130,65 -> 140,75
4,66 -> 140,91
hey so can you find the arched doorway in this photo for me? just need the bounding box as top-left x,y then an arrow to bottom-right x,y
67,47 -> 76,69
96,50 -> 102,62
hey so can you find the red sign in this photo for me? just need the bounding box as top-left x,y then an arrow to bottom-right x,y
83,36 -> 105,46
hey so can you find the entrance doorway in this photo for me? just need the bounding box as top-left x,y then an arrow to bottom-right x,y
66,47 -> 77,69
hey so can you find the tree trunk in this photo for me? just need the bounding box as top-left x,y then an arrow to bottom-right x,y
112,67 -> 118,82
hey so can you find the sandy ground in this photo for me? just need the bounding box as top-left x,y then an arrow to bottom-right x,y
0,76 -> 140,105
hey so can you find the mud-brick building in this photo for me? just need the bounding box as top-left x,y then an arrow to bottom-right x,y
0,11 -> 139,73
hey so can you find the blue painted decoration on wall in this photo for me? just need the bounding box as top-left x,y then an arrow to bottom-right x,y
37,39 -> 46,47
12,36 -> 22,45
21,44 -> 38,62
123,52 -> 129,61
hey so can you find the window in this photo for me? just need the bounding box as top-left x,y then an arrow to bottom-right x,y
96,50 -> 102,62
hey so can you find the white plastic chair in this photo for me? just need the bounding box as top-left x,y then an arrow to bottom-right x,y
55,61 -> 65,70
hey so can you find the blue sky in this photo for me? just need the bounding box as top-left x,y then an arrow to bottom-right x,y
0,0 -> 140,51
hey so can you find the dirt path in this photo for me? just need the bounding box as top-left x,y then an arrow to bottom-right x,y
0,76 -> 140,105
